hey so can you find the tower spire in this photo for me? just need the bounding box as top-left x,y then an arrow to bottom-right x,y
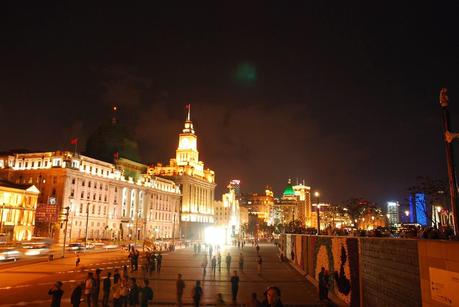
186,104 -> 191,121
112,106 -> 118,124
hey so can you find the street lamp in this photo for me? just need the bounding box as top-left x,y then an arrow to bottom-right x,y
404,210 -> 410,223
62,206 -> 70,258
84,203 -> 90,251
314,192 -> 320,235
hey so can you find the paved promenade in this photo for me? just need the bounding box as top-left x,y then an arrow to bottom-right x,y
0,243 -> 323,306
145,243 -> 323,306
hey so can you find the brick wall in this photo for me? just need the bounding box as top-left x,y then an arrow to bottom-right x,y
360,238 -> 421,307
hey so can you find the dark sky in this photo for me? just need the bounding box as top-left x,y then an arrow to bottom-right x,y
1,3 -> 459,205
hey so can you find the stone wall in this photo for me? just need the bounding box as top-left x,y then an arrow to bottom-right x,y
360,238 -> 421,307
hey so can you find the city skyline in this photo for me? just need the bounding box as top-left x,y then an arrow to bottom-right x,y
1,3 -> 459,205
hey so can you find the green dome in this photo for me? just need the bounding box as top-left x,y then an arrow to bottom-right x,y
85,122 -> 141,163
283,183 -> 295,196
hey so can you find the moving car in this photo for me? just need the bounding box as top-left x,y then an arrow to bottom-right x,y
0,247 -> 21,261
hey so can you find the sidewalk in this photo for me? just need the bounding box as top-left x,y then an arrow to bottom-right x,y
133,243 -> 324,306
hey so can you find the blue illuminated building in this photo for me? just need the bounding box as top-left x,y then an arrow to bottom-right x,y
408,193 -> 428,225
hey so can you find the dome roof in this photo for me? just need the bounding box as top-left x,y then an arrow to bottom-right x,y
85,122 -> 141,163
283,183 -> 295,197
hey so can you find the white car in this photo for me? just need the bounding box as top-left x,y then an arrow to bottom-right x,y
0,248 -> 21,261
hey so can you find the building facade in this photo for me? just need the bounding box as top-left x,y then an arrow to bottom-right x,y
240,187 -> 274,223
150,107 -> 216,239
273,180 -> 311,226
0,179 -> 39,241
387,201 -> 400,226
214,183 -> 241,243
0,151 -> 181,243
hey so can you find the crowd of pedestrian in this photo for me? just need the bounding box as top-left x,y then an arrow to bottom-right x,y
48,241 -> 288,307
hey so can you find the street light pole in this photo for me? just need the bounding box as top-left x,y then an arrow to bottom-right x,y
62,206 -> 70,258
84,203 -> 89,251
439,88 -> 459,235
315,192 -> 320,235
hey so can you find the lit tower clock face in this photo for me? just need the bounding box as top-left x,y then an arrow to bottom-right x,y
179,137 -> 196,150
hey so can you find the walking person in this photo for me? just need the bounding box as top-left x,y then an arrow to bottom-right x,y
139,279 -> 153,307
48,281 -> 64,307
71,282 -> 84,307
230,271 -> 240,303
217,252 -> 221,272
225,253 -> 231,272
176,274 -> 186,306
156,253 -> 162,273
102,272 -> 111,307
192,280 -> 203,307
93,269 -> 102,306
257,255 -> 263,274
211,255 -> 217,275
238,253 -> 244,272
256,244 -> 260,255
76,254 -> 81,267
128,278 -> 139,307
318,267 -> 327,301
201,254 -> 208,275
84,272 -> 95,307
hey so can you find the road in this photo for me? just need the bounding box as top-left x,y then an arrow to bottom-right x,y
0,243 -> 323,306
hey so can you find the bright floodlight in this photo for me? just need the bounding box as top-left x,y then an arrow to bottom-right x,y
205,226 -> 226,246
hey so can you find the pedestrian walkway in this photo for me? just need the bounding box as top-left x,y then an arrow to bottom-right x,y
133,243 -> 324,306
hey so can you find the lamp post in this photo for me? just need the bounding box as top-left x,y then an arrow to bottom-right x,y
62,206 -> 70,258
404,210 -> 410,224
439,88 -> 459,235
84,203 -> 89,251
314,192 -> 320,235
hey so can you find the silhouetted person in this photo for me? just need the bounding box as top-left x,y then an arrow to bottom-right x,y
230,271 -> 240,303
48,281 -> 64,307
226,253 -> 231,272
192,280 -> 203,307
176,274 -> 186,306
71,282 -> 84,307
102,272 -> 111,307
139,279 -> 153,307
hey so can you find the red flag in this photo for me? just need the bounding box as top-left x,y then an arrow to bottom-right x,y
70,138 -> 78,145
113,152 -> 119,160
185,104 -> 190,110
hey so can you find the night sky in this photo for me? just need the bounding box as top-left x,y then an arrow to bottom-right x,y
1,3 -> 459,205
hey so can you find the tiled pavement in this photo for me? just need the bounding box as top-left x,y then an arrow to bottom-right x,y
138,243 -> 324,306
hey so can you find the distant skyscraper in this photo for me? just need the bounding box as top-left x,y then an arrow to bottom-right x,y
387,201 -> 400,225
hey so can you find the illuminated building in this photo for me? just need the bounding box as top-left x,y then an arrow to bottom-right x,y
387,201 -> 400,225
214,182 -> 241,243
239,187 -> 274,223
0,151 -> 180,243
229,179 -> 241,198
239,206 -> 249,227
150,106 -> 216,239
272,179 -> 311,226
0,179 -> 39,241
